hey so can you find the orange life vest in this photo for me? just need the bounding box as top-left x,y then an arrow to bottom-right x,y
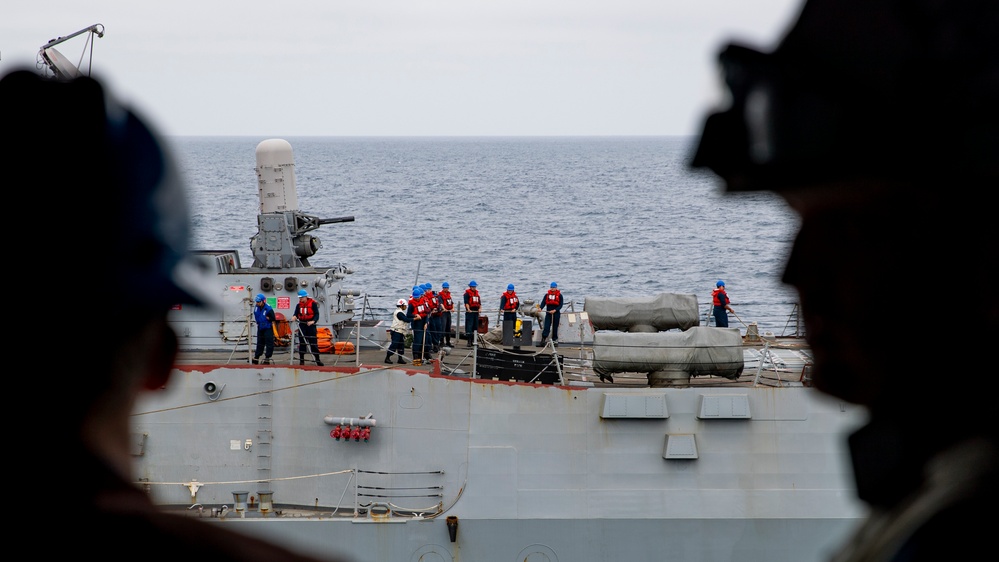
712,288 -> 729,307
502,291 -> 519,311
410,297 -> 428,319
296,298 -> 317,321
465,289 -> 481,311
440,290 -> 454,311
317,327 -> 334,353
543,289 -> 561,307
429,292 -> 443,316
333,341 -> 355,355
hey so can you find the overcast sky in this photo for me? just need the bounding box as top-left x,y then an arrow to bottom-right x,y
2,1 -> 802,137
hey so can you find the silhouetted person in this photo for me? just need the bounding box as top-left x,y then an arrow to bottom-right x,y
692,1 -> 998,560
3,68 -> 351,562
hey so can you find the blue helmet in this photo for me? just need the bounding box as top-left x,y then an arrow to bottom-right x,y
298,289 -> 308,298
716,280 -> 725,287
255,293 -> 266,302
422,283 -> 431,291
507,283 -> 515,291
469,280 -> 477,287
550,282 -> 557,288
412,288 -> 423,298
442,282 -> 449,288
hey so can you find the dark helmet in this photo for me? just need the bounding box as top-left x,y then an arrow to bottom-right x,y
2,70 -> 218,310
690,0 -> 999,192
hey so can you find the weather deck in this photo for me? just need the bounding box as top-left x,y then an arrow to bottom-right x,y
174,335 -> 812,390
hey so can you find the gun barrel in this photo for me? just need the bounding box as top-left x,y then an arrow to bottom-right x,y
318,216 -> 355,225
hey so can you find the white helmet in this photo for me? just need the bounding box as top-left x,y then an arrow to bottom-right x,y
397,299 -> 407,307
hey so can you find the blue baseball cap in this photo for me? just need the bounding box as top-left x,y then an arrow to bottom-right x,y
255,293 -> 266,302
716,280 -> 725,287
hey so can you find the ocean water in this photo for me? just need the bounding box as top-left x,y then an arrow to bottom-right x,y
173,136 -> 803,335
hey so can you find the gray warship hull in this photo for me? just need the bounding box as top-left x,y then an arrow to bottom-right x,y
134,361 -> 866,562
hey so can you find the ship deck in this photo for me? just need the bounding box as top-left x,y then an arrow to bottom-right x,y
175,335 -> 812,389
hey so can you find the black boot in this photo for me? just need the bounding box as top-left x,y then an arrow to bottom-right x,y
384,354 -> 393,364
299,355 -> 305,365
314,355 -> 324,366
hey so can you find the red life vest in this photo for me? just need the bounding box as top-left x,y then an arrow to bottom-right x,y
296,298 -> 317,321
409,297 -> 428,319
712,288 -> 729,307
543,289 -> 561,307
502,291 -> 519,311
429,292 -> 443,316
440,290 -> 454,311
465,289 -> 481,311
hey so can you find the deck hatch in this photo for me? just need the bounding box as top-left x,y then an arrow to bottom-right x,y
599,393 -> 669,418
696,394 -> 751,419
663,434 -> 698,459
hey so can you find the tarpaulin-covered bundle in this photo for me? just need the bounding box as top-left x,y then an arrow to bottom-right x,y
584,293 -> 699,332
593,327 -> 743,386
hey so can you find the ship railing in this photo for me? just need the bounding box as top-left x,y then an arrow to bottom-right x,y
145,468 -> 448,521
701,301 -> 805,338
352,468 -> 446,520
749,336 -> 813,387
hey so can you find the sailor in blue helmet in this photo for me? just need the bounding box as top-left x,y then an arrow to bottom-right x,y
252,293 -> 277,364
691,1 -> 998,559
406,287 -> 429,366
2,68 -> 346,562
438,282 -> 455,347
463,280 -> 482,347
425,282 -> 444,353
537,282 -> 564,345
499,283 -> 520,343
710,280 -> 734,328
292,289 -> 323,366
